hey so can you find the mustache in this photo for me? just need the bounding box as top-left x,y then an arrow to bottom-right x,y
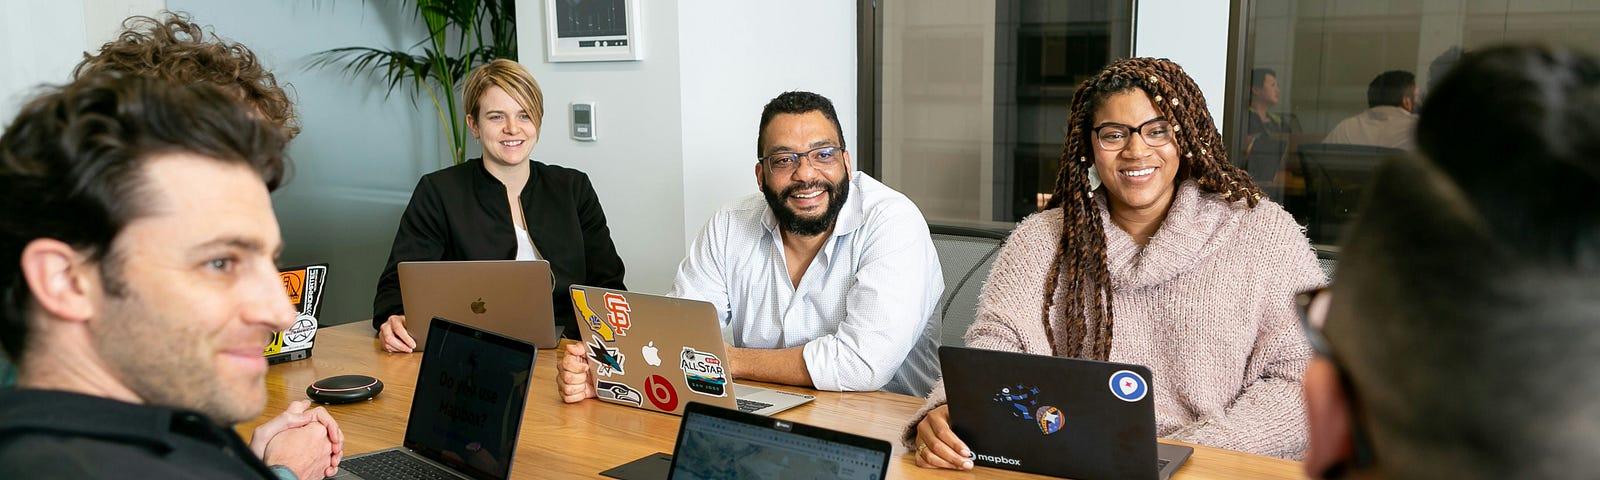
780,181 -> 835,198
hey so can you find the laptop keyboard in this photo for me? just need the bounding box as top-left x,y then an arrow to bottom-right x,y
342,450 -> 459,480
736,398 -> 773,413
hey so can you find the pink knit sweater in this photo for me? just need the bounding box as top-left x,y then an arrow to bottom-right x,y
907,181 -> 1325,459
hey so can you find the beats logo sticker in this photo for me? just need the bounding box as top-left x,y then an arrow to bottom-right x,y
645,374 -> 678,411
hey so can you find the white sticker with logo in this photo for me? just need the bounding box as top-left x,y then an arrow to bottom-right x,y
1109,369 -> 1148,402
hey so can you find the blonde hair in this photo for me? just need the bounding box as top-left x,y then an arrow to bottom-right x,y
463,59 -> 543,129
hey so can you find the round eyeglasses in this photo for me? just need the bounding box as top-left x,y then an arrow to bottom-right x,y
1092,118 -> 1174,151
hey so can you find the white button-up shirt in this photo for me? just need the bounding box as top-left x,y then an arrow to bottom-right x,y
1321,105 -> 1417,150
669,173 -> 943,395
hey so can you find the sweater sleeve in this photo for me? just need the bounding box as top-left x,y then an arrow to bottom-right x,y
371,176 -> 450,330
1165,209 -> 1326,459
901,212 -> 1062,447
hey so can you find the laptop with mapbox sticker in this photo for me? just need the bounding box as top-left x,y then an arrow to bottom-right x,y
939,346 -> 1193,480
569,285 -> 814,416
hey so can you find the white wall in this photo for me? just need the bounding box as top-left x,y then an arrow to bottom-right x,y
516,0 -> 857,294
1135,0 -> 1231,125
0,0 -> 162,128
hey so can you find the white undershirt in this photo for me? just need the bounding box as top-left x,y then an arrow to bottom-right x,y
514,225 -> 541,261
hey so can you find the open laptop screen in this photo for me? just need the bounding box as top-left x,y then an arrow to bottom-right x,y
404,317 -> 537,480
668,402 -> 889,480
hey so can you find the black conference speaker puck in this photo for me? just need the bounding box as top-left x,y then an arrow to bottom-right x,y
307,375 -> 383,404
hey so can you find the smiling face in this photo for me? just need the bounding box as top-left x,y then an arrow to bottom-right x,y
91,153 -> 295,423
468,85 -> 538,167
755,111 -> 852,237
1091,89 -> 1182,220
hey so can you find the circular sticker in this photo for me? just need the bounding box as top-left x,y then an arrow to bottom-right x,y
1109,370 -> 1148,402
644,374 -> 679,411
1035,405 -> 1064,435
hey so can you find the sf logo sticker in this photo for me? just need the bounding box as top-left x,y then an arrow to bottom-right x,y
603,292 -> 631,336
645,374 -> 679,412
1109,370 -> 1148,402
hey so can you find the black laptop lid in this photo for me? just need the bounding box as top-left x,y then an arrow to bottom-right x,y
940,346 -> 1159,480
404,316 -> 538,480
667,402 -> 890,480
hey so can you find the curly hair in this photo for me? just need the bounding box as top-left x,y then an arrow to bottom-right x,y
1039,57 -> 1262,359
73,12 -> 299,139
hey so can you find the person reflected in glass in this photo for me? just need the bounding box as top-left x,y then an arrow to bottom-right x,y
1321,70 -> 1419,150
908,57 -> 1324,469
1243,68 -> 1301,198
372,59 -> 626,353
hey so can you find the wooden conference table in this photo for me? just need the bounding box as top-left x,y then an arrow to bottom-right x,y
241,323 -> 1306,479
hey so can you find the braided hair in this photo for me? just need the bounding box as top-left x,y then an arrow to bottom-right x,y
1039,57 -> 1263,360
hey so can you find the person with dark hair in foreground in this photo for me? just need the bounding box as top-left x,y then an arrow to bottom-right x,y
556,91 -> 944,398
910,57 -> 1324,469
1321,70 -> 1419,149
0,76 -> 340,479
1303,44 -> 1600,480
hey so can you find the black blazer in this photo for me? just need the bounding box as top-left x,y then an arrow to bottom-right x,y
372,158 -> 627,335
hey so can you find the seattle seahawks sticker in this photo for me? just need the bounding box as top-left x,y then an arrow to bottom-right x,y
1109,370 -> 1148,402
587,335 -> 626,377
596,380 -> 643,406
680,347 -> 727,397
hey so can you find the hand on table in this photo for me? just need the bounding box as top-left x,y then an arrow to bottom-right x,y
557,342 -> 597,403
913,404 -> 973,470
379,315 -> 417,353
252,400 -> 344,479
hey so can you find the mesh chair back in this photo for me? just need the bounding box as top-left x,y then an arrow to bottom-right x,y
929,225 -> 1009,348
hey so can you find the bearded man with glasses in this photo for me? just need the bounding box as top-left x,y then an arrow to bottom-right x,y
557,91 -> 943,400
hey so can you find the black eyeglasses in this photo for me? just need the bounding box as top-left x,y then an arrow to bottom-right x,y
758,146 -> 844,173
1092,118 -> 1173,151
1296,286 -> 1333,357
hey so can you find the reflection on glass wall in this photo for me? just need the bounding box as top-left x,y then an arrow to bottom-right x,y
879,0 -> 1132,226
1235,0 -> 1600,246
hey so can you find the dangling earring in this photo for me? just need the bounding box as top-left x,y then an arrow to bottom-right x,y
1086,163 -> 1102,193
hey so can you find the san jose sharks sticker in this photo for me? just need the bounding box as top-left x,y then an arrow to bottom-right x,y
1109,370 -> 1148,402
587,335 -> 625,377
596,380 -> 643,406
680,347 -> 727,397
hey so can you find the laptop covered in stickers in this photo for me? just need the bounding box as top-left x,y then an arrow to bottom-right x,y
939,346 -> 1193,480
568,285 -> 814,416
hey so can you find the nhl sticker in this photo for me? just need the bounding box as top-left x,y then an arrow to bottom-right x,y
644,374 -> 679,411
596,380 -> 643,406
993,384 -> 1063,435
1109,370 -> 1148,402
587,335 -> 626,377
603,292 -> 631,336
680,347 -> 727,397
571,289 -> 616,341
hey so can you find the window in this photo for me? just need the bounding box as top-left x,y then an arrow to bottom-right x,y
1231,1 -> 1600,246
865,0 -> 1134,226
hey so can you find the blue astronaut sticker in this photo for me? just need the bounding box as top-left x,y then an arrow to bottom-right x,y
994,384 -> 1064,435
1109,370 -> 1148,402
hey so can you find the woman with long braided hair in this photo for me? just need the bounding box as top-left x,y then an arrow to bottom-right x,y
907,58 -> 1324,467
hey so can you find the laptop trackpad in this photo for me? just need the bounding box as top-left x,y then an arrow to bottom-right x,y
599,452 -> 672,480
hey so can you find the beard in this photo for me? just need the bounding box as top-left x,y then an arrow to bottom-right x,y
762,175 -> 851,237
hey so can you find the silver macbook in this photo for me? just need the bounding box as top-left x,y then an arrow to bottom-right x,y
569,285 -> 814,416
398,260 -> 558,348
330,317 -> 537,480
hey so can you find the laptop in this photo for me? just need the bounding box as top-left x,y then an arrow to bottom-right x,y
568,285 -> 815,416
940,346 -> 1193,480
398,260 -> 560,348
600,401 -> 892,480
330,317 -> 538,480
265,263 -> 328,364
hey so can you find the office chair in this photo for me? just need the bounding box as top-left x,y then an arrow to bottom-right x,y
1297,144 -> 1403,245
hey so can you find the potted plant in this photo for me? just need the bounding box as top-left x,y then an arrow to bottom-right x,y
307,0 -> 517,165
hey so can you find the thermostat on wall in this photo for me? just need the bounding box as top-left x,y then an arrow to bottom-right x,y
572,101 -> 596,141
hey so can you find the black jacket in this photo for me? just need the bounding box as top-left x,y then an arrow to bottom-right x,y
0,389 -> 279,479
373,158 -> 627,335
